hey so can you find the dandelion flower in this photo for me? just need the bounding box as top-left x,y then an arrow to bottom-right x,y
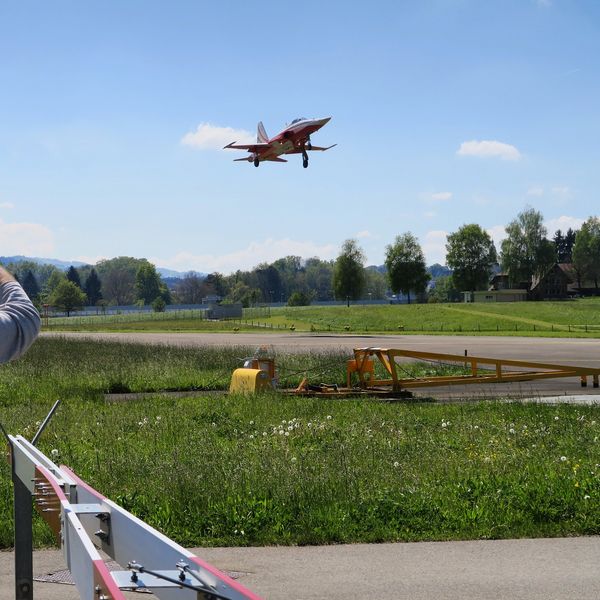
51,449 -> 59,457
560,456 -> 567,462
393,461 -> 399,468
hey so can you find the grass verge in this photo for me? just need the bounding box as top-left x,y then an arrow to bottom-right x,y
0,337 -> 598,548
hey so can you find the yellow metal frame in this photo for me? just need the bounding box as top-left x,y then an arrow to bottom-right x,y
349,347 -> 600,392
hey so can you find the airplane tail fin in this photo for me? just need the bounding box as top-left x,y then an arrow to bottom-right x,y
257,121 -> 269,143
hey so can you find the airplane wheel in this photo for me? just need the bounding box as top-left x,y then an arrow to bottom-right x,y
303,159 -> 308,168
254,158 -> 260,167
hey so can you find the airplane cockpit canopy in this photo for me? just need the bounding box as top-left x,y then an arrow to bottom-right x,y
290,117 -> 307,124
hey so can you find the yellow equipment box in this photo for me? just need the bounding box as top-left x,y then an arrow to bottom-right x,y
229,368 -> 272,394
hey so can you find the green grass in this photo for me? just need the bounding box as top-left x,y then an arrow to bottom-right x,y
43,298 -> 600,336
264,298 -> 600,335
0,337 -> 598,548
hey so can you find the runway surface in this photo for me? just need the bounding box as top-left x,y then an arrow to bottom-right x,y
2,537 -> 599,600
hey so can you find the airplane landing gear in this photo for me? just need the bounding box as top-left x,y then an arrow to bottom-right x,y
254,157 -> 260,167
302,148 -> 309,168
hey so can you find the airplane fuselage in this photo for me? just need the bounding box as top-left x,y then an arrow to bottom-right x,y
224,116 -> 335,167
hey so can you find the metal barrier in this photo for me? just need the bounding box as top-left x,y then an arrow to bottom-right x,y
2,404 -> 262,600
349,347 -> 600,391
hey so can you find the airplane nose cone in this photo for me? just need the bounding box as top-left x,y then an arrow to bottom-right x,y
317,117 -> 331,125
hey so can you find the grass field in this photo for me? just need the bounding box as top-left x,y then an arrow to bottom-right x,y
0,337 -> 598,548
43,298 -> 600,336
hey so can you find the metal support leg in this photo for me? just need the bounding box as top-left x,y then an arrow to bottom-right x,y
13,474 -> 33,600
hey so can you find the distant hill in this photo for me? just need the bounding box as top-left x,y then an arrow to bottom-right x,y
0,255 -> 90,269
0,255 -> 204,279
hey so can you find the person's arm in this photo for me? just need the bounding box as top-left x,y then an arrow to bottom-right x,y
0,266 -> 41,362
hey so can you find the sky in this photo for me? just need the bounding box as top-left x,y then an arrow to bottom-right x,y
1,0 -> 599,273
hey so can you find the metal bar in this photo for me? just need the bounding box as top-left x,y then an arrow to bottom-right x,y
31,400 -> 61,446
13,474 -> 33,600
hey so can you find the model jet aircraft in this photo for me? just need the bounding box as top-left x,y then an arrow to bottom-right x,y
224,117 -> 336,168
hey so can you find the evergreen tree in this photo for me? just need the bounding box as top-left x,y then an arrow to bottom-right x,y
84,268 -> 103,305
66,265 -> 82,288
22,270 -> 40,301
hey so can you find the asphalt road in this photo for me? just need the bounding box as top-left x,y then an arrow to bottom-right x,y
2,537 -> 599,600
43,332 -> 600,399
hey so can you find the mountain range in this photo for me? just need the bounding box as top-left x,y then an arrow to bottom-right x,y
0,255 -> 202,279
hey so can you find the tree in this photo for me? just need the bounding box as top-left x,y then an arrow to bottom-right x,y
66,266 -> 82,289
205,272 -> 228,297
22,270 -> 40,301
287,291 -> 313,306
49,280 -> 87,316
428,275 -> 460,303
364,267 -> 388,300
384,233 -> 430,304
84,269 -> 103,305
553,228 -> 577,263
572,217 -> 600,289
446,224 -> 497,293
304,258 -> 334,301
135,263 -> 162,304
500,207 -> 556,289
332,239 -> 366,304
174,272 -> 206,304
102,268 -> 136,305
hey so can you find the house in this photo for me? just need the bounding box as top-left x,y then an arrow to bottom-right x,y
464,272 -> 527,302
530,263 -> 574,300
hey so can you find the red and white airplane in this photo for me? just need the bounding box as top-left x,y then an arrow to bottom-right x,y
224,117 -> 336,168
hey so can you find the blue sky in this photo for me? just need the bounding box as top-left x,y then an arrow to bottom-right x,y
1,0 -> 598,272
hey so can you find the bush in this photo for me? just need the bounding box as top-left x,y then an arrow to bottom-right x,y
287,291 -> 312,306
152,297 -> 166,312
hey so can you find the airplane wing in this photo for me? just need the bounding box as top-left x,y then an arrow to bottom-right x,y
308,144 -> 337,151
264,156 -> 288,162
223,141 -> 272,152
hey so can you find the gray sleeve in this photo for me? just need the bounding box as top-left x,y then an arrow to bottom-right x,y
0,281 -> 41,363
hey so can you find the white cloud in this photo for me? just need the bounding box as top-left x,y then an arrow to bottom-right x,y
151,238 -> 337,274
527,186 -> 544,197
486,225 -> 507,247
551,186 -> 570,197
431,191 -> 452,201
356,230 -> 372,239
0,219 -> 55,255
424,211 -> 437,218
422,230 -> 448,265
181,123 -> 254,150
0,202 -> 15,209
457,140 -> 521,161
545,215 -> 584,233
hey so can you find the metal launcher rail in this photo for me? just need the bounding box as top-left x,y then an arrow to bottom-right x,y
348,347 -> 600,393
5,413 -> 263,600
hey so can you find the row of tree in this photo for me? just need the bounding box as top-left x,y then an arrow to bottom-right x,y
5,208 -> 599,311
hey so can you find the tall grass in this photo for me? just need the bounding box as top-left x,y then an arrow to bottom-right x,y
0,337 -> 598,548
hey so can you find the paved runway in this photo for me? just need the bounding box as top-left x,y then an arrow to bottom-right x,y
2,537 -> 599,600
